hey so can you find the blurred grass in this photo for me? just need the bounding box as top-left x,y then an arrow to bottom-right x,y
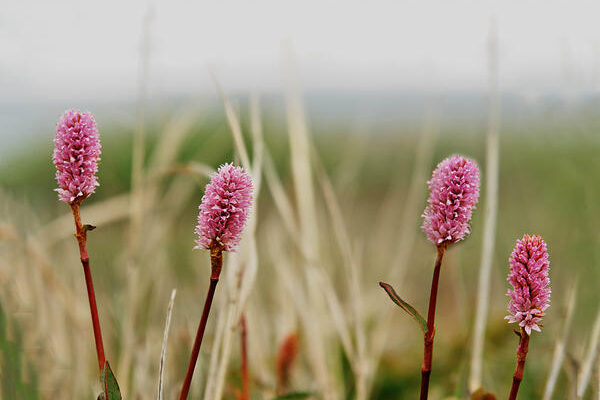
1,105 -> 599,399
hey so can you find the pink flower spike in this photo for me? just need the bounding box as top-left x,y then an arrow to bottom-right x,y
195,163 -> 253,252
53,110 -> 101,204
506,234 -> 551,335
422,155 -> 480,246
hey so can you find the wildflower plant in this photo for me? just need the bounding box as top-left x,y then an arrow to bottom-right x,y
53,110 -> 101,204
422,155 -> 480,246
53,110 -> 121,398
179,163 -> 253,400
380,154 -> 480,400
506,234 -> 551,399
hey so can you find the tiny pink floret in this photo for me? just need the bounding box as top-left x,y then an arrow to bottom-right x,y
53,110 -> 101,204
422,155 -> 480,246
506,234 -> 551,335
195,163 -> 253,252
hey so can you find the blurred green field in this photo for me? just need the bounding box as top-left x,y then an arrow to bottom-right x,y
1,102 -> 599,399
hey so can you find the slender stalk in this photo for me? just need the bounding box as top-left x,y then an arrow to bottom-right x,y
420,244 -> 446,400
70,202 -> 106,372
240,313 -> 250,400
158,289 -> 177,400
469,19 -> 500,393
508,328 -> 530,400
179,248 -> 223,400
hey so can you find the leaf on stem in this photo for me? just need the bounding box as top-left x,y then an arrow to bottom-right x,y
84,224 -> 97,232
379,281 -> 428,334
97,361 -> 122,400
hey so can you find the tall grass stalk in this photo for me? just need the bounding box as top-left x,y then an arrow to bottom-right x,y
543,283 -> 577,400
203,83 -> 262,400
282,40 -> 338,400
577,308 -> 600,398
469,20 -> 501,393
315,152 -> 368,400
119,9 -> 155,394
157,289 -> 176,400
366,112 -> 438,396
123,110 -> 200,397
203,297 -> 229,400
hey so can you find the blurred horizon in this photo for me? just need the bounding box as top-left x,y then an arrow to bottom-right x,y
4,0 -> 600,157
3,88 -> 600,159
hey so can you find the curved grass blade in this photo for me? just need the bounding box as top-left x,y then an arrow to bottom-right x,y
379,281 -> 427,334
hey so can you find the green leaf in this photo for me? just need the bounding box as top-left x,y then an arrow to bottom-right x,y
379,281 -> 428,334
272,392 -> 314,399
98,361 -> 122,400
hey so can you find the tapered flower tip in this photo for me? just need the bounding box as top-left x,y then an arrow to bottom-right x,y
506,234 -> 551,335
195,163 -> 253,252
53,110 -> 101,204
422,155 -> 480,246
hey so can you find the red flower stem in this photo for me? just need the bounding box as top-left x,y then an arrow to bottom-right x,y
240,313 -> 250,400
179,248 -> 223,400
420,244 -> 446,400
508,328 -> 530,400
70,202 -> 106,372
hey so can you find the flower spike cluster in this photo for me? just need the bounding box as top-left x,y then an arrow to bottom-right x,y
53,110 -> 101,204
422,155 -> 480,246
195,163 -> 253,252
506,234 -> 551,335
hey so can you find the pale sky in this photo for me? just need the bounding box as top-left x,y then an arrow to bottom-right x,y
2,0 -> 600,104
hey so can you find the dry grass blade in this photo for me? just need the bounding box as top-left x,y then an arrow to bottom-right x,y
250,93 -> 264,193
313,148 -> 369,398
238,93 -> 264,309
157,289 -> 177,400
364,110 -> 438,396
164,162 -> 214,178
263,150 -> 299,238
281,40 -> 319,258
319,269 -> 356,366
543,282 -> 577,400
211,72 -> 251,171
387,109 -> 438,281
129,2 -> 154,253
203,296 -> 229,400
577,307 -> 600,398
212,283 -> 240,400
282,40 -> 337,400
149,107 -> 200,173
597,357 -> 599,400
205,87 -> 263,400
39,193 -> 131,245
469,19 -> 501,393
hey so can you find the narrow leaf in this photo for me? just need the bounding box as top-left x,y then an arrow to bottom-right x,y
379,281 -> 428,334
99,361 -> 122,400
